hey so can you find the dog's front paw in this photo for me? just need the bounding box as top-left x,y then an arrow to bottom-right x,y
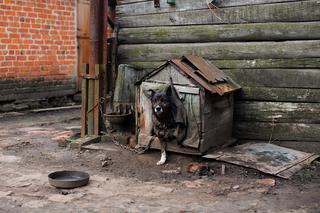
156,159 -> 166,165
156,151 -> 167,165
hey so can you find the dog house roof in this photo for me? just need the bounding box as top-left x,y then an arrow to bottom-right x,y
138,55 -> 241,95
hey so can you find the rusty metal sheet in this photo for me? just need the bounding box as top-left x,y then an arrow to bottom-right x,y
171,59 -> 217,94
203,143 -> 319,179
183,55 -> 227,83
171,56 -> 241,95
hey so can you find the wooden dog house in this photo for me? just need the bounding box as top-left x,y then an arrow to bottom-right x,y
136,55 -> 241,155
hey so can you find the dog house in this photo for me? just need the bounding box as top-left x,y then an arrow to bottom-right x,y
135,55 -> 241,155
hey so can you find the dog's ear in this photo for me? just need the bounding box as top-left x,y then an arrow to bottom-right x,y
166,86 -> 172,96
143,89 -> 155,99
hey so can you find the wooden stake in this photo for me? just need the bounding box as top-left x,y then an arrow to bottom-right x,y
94,64 -> 101,135
81,64 -> 89,137
87,75 -> 95,135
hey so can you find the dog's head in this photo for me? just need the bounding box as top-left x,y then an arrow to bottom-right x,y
149,87 -> 172,120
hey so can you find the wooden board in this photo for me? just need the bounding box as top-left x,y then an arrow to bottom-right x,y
117,1 -> 320,27
117,0 -> 307,16
238,87 -> 320,103
118,41 -> 320,61
234,101 -> 320,123
121,58 -> 320,70
233,122 -> 320,142
81,64 -> 89,137
223,69 -> 320,89
118,22 -> 320,44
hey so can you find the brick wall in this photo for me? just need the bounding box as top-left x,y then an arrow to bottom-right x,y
0,0 -> 77,102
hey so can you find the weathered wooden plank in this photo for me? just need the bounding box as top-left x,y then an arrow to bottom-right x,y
94,64 -> 101,136
117,0 -> 307,17
223,69 -> 320,89
118,1 -> 320,27
238,87 -> 320,103
121,58 -> 320,70
118,41 -> 320,61
87,79 -> 94,135
233,122 -> 320,142
118,22 -> 320,44
81,64 -> 89,137
118,0 -> 147,5
234,101 -> 320,123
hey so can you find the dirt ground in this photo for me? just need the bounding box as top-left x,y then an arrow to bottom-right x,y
0,109 -> 319,213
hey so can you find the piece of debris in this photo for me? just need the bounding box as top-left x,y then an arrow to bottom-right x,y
252,188 -> 270,194
187,163 -> 206,173
187,162 -> 213,176
256,178 -> 276,187
101,156 -> 113,167
127,136 -> 136,149
51,130 -> 73,147
161,168 -> 181,175
232,185 -> 240,190
221,164 -> 226,175
202,143 -> 319,178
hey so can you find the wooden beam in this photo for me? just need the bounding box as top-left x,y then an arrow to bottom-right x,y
118,22 -> 320,44
118,40 -> 320,61
223,69 -> 320,89
233,122 -> 320,142
118,1 -> 320,27
120,58 -> 320,70
94,64 -> 101,135
81,64 -> 89,137
87,77 -> 95,135
234,101 -> 320,123
238,87 -> 320,103
117,0 -> 306,16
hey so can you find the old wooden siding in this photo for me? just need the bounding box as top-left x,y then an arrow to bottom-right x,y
116,0 -> 320,143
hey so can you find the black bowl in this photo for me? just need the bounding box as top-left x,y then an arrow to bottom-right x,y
48,170 -> 90,189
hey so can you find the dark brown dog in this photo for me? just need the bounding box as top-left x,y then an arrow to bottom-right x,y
148,82 -> 187,165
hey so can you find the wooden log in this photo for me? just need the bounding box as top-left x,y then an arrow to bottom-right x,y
238,87 -> 320,103
223,69 -> 320,89
234,101 -> 320,123
117,0 -> 305,16
118,1 -> 320,27
118,40 -> 320,61
81,64 -> 89,137
120,58 -> 320,70
118,22 -> 320,44
233,122 -> 320,142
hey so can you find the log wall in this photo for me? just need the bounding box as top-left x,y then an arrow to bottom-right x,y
116,0 -> 320,143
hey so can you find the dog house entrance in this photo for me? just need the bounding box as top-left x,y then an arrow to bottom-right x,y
138,80 -> 201,149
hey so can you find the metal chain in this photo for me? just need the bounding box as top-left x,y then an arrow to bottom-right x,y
96,97 -> 154,154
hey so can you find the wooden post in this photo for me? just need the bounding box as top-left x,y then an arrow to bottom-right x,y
94,64 -> 101,135
87,76 -> 95,135
81,64 -> 89,137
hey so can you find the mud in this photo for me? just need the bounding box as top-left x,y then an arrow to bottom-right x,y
0,109 -> 319,212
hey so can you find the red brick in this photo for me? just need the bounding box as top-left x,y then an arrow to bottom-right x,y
0,0 -> 76,83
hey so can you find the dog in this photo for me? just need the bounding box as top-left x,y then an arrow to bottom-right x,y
148,80 -> 187,165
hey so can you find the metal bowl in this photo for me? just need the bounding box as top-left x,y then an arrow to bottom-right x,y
104,112 -> 132,124
48,170 -> 90,189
